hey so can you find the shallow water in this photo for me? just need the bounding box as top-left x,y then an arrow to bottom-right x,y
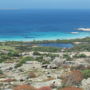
38,43 -> 73,48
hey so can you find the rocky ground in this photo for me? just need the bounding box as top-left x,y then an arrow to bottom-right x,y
0,49 -> 90,90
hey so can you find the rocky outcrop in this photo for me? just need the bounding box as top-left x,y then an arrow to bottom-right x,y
81,78 -> 90,90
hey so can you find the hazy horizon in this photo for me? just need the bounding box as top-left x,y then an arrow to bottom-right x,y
0,0 -> 90,10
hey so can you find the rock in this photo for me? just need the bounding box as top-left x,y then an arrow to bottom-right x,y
81,78 -> 90,90
32,79 -> 62,88
49,57 -> 64,68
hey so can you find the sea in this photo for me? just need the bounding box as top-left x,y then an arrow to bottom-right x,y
0,9 -> 90,41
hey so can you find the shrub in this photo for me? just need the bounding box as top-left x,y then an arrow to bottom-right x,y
8,50 -> 19,57
81,69 -> 90,79
33,51 -> 41,55
15,56 -> 34,68
31,47 -> 61,52
20,56 -> 34,63
42,61 -> 50,64
29,72 -> 36,78
15,63 -> 22,68
73,54 -> 87,58
63,54 -> 72,61
61,70 -> 83,86
0,70 -> 3,74
35,56 -> 43,62
0,55 -> 10,63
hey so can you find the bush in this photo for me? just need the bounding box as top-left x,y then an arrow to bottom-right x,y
29,72 -> 36,78
35,56 -> 43,62
33,51 -> 41,55
47,53 -> 59,59
78,54 -> 87,58
31,47 -> 61,52
0,55 -> 9,63
8,50 -> 19,57
15,63 -> 22,68
15,56 -> 34,68
73,54 -> 87,58
63,54 -> 72,61
42,61 -> 50,64
61,70 -> 83,86
81,69 -> 90,79
20,56 -> 34,63
0,70 -> 3,74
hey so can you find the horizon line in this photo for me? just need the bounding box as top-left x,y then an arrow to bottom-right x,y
0,8 -> 90,10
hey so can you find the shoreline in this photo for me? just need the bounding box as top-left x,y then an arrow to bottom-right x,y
0,37 -> 86,42
0,37 -> 89,45
0,31 -> 89,42
77,28 -> 90,31
0,35 -> 89,42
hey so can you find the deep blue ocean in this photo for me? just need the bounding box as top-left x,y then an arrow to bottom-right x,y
0,9 -> 90,41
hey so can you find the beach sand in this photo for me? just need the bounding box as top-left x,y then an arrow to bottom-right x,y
77,28 -> 90,31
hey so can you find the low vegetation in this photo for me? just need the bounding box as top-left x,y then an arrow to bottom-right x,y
0,70 -> 3,74
15,56 -> 34,68
81,69 -> 90,79
73,54 -> 87,58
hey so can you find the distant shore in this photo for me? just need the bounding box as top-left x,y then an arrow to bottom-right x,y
77,28 -> 90,31
0,37 -> 90,45
0,37 -> 86,43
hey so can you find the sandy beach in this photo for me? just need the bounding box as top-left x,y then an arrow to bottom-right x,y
77,28 -> 90,31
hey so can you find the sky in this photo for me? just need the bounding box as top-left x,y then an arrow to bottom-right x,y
0,0 -> 90,9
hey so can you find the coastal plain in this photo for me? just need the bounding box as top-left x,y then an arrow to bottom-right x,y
0,37 -> 90,90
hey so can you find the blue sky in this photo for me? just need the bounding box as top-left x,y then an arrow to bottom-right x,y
0,0 -> 90,9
